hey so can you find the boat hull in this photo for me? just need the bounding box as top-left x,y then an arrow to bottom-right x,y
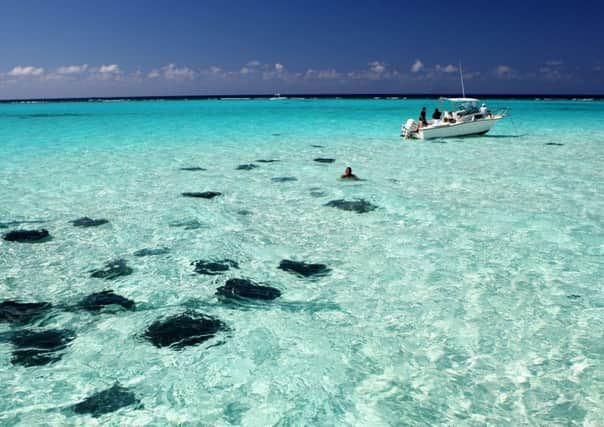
418,118 -> 501,140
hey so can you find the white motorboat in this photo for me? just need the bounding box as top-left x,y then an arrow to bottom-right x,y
269,93 -> 287,100
401,62 -> 507,139
401,97 -> 507,140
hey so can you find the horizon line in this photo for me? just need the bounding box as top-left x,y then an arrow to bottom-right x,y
1,92 -> 603,103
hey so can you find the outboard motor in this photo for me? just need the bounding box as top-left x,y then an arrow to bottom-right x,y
402,119 -> 418,139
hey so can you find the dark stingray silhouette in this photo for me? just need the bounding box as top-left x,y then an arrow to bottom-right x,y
216,278 -> 281,301
3,229 -> 51,243
278,260 -> 331,278
72,384 -> 141,417
143,311 -> 226,349
324,199 -> 378,213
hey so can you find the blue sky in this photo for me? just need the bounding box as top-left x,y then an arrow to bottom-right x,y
1,0 -> 602,99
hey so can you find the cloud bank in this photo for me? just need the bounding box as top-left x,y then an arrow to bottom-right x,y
0,58 -> 599,98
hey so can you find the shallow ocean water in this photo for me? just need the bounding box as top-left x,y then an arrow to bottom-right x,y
1,98 -> 603,425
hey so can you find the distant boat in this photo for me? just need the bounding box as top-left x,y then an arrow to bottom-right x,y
269,93 -> 287,100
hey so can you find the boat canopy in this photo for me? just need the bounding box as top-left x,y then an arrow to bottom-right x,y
445,97 -> 480,103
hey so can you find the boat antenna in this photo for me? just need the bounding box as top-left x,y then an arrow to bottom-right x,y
459,61 -> 466,98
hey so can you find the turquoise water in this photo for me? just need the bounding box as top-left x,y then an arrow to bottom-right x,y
1,99 -> 603,425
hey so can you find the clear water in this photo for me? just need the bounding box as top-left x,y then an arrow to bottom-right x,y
1,99 -> 603,425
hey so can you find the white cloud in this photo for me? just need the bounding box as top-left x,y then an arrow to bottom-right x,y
318,69 -> 339,79
57,64 -> 88,74
304,68 -> 340,80
435,64 -> 458,73
8,66 -> 44,76
463,71 -> 481,80
540,67 -> 562,80
147,69 -> 161,79
99,64 -> 120,74
198,65 -> 231,79
87,64 -> 122,80
132,69 -> 144,82
240,61 -> 264,75
162,64 -> 195,80
411,59 -> 424,73
40,73 -> 65,81
495,65 -> 514,78
369,61 -> 385,74
346,64 -> 401,81
539,65 -> 572,82
261,63 -> 289,81
208,66 -> 222,75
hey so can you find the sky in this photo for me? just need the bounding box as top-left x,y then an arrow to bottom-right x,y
0,0 -> 603,99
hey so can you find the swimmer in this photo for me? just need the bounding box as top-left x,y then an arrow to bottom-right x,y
341,167 -> 359,180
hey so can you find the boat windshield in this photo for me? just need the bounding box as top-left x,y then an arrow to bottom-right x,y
439,97 -> 480,115
454,100 -> 478,115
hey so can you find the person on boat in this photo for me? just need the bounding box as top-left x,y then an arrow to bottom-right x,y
419,107 -> 428,127
480,103 -> 490,117
432,108 -> 442,122
341,167 -> 358,180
